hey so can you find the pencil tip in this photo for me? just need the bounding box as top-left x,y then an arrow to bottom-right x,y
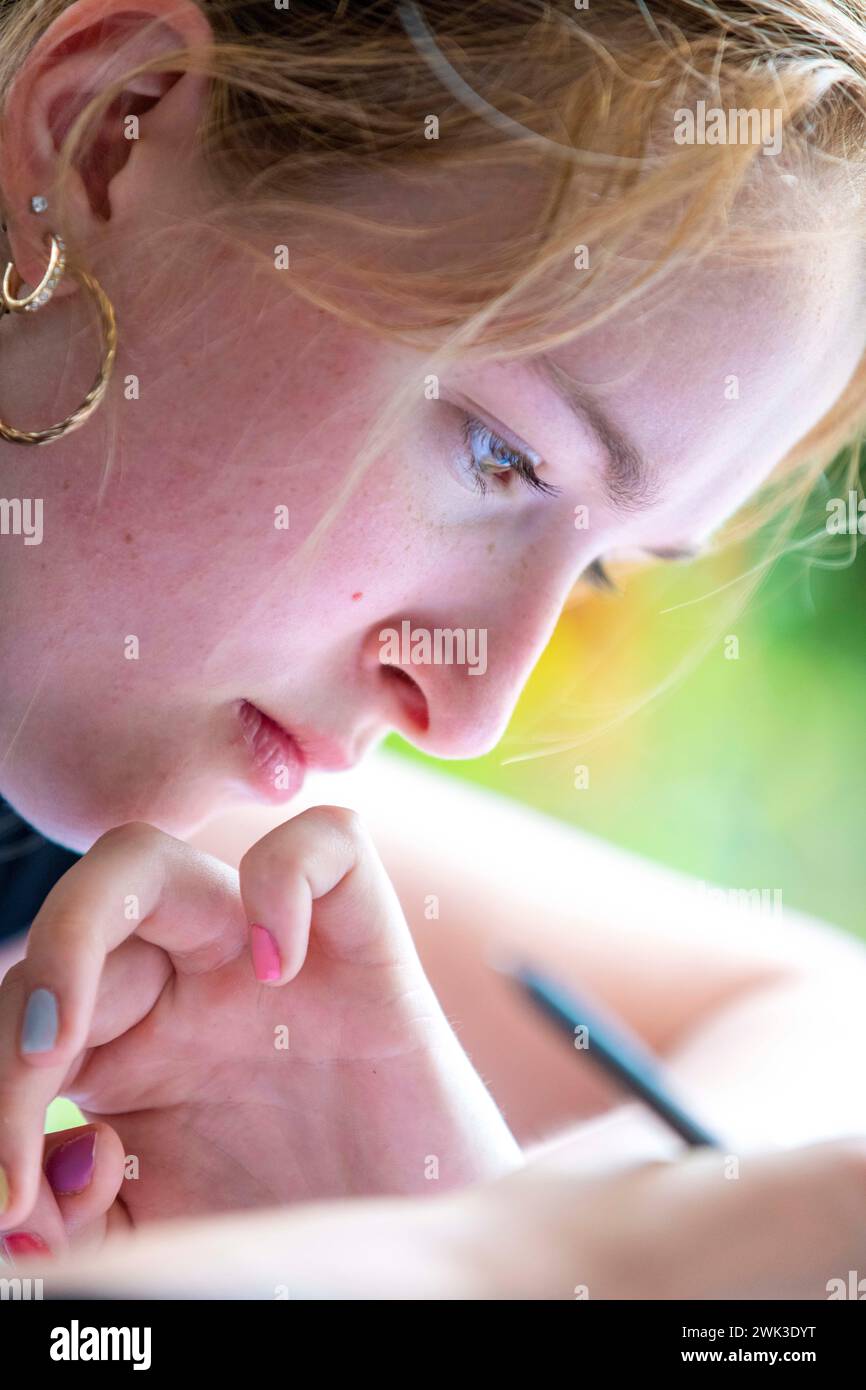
484,949 -> 525,980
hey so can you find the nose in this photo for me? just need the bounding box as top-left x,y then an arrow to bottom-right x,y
363,556 -> 580,760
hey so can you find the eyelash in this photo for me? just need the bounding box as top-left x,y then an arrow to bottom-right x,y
584,558 -> 618,592
460,416 -> 562,499
458,415 -> 615,588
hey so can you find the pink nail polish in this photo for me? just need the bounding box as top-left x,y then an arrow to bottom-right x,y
250,923 -> 281,982
1,1232 -> 51,1264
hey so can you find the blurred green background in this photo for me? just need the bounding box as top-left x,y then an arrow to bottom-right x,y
386,463 -> 866,943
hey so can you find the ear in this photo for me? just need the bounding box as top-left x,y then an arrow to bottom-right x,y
0,0 -> 213,294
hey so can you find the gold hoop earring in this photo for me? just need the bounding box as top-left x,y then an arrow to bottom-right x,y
0,229 -> 117,446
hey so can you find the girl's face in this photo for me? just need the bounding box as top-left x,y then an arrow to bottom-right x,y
1,168 -> 864,850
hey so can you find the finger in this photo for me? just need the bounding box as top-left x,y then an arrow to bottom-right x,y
1,1170 -> 69,1266
44,1122 -> 128,1249
0,822 -> 245,1227
0,1122 -> 123,1264
20,821 -> 242,1065
239,805 -> 419,985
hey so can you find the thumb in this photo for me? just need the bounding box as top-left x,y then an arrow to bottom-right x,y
1,1121 -> 128,1265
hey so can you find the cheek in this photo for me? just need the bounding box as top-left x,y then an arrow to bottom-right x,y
100,454 -> 437,685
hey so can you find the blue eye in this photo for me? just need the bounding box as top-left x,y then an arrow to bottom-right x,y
461,416 -> 561,498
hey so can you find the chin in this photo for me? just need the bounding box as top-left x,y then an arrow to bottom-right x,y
1,773 -> 232,855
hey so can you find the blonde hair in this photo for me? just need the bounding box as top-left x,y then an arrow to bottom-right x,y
1,0 -> 865,545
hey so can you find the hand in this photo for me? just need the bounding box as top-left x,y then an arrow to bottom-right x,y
0,807 -> 521,1243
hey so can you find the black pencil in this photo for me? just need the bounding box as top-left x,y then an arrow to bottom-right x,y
502,961 -> 723,1148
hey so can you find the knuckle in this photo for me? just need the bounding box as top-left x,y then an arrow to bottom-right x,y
93,819 -> 160,851
240,804 -> 368,886
309,806 -> 371,870
91,820 -> 172,865
314,804 -> 365,841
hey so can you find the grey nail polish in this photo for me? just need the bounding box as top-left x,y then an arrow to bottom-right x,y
21,988 -> 58,1054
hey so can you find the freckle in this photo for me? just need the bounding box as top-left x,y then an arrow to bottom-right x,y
351,591 -> 363,601
124,532 -> 134,544
487,541 -> 495,555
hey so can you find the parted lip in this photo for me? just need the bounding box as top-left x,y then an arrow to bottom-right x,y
238,698 -> 302,761
238,700 -> 361,775
236,700 -> 306,803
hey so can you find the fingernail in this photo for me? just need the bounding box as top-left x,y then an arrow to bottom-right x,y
1,1232 -> 51,1265
250,923 -> 281,982
0,1164 -> 8,1215
20,987 -> 59,1054
46,1130 -> 96,1195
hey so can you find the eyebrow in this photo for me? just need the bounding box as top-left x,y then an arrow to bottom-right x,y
531,357 -> 662,514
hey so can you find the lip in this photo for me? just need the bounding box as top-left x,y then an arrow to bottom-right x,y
236,700 -> 363,803
236,700 -> 307,804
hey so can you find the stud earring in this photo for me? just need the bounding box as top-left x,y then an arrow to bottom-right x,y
2,196 -> 65,312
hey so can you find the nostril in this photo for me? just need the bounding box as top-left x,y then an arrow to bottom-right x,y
381,665 -> 429,732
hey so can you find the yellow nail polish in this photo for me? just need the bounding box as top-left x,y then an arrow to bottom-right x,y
0,1165 -> 8,1215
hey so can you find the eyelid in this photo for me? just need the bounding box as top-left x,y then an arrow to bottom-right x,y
447,391 -> 544,469
584,558 -> 619,593
462,416 -> 560,499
